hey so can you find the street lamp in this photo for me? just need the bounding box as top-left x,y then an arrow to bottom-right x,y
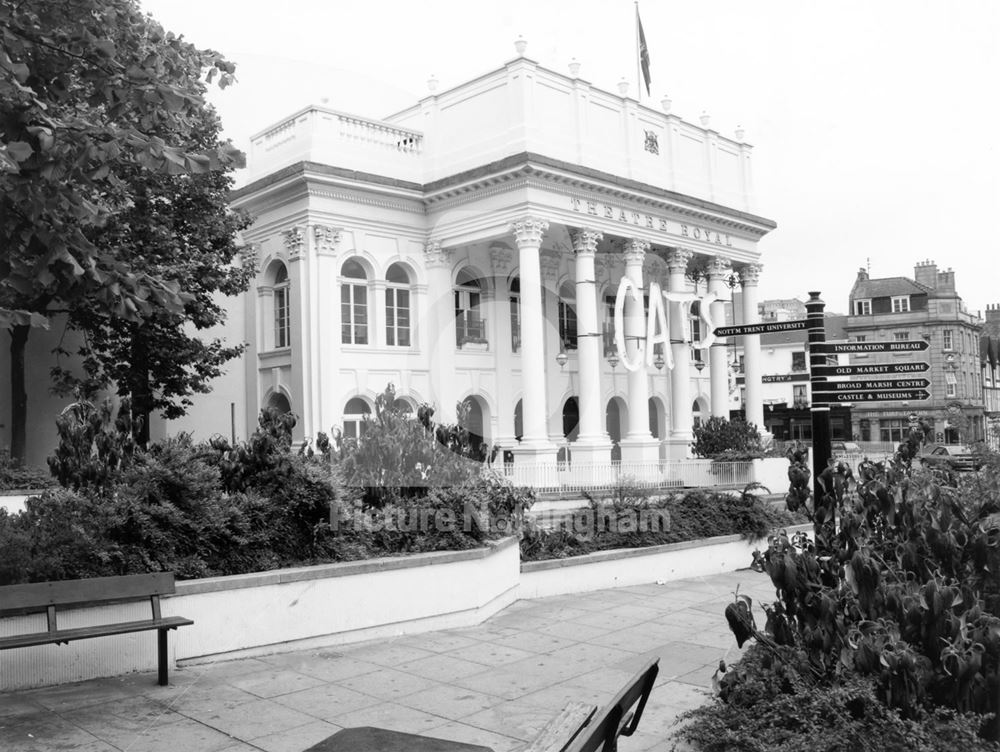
607,352 -> 620,370
654,350 -> 665,370
556,348 -> 568,370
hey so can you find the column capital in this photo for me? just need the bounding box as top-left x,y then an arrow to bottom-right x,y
282,226 -> 305,259
509,217 -> 549,247
239,242 -> 260,272
312,224 -> 342,256
622,238 -> 649,265
423,240 -> 452,268
571,229 -> 603,257
666,247 -> 694,273
707,255 -> 733,280
740,262 -> 764,286
489,243 -> 514,274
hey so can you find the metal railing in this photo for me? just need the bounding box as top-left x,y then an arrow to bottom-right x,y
496,459 -> 755,492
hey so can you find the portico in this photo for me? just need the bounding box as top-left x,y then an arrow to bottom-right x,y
225,40 -> 777,485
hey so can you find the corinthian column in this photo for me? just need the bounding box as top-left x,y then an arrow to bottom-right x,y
571,229 -> 611,467
510,218 -> 556,465
424,241 -> 457,423
666,247 -> 694,455
707,256 -> 732,418
740,263 -> 765,434
619,239 -> 660,466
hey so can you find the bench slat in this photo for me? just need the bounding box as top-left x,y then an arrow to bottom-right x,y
0,616 -> 193,650
0,573 -> 177,613
521,701 -> 597,752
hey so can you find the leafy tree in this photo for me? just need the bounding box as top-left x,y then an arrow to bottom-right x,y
1,0 -> 242,459
52,106 -> 253,446
691,416 -> 763,458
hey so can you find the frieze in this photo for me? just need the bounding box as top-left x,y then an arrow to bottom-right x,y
570,196 -> 733,247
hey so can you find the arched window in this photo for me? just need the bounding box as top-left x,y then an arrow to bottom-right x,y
385,263 -> 411,347
341,259 -> 368,345
273,263 -> 290,349
509,277 -> 520,352
558,281 -> 577,350
455,268 -> 486,347
342,397 -> 371,442
514,399 -> 523,441
267,392 -> 291,416
692,400 -> 703,429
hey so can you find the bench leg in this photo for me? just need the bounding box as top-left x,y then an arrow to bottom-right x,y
157,629 -> 169,686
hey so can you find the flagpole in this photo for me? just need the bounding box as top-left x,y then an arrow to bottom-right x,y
635,1 -> 641,103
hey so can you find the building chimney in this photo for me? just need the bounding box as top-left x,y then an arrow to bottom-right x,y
984,303 -> 1000,336
913,259 -> 937,288
936,267 -> 956,292
856,267 -> 868,281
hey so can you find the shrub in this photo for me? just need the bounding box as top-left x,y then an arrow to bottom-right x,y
520,484 -> 802,562
47,399 -> 138,491
0,449 -> 53,491
692,416 -> 764,459
678,445 -> 1000,748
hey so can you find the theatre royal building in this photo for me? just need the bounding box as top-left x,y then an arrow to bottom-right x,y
228,41 -> 777,478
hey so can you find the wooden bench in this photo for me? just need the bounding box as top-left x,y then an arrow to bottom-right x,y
0,572 -> 193,686
303,658 -> 658,752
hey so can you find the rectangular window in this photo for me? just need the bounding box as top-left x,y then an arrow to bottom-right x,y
945,370 -> 957,397
341,283 -> 368,344
689,316 -> 702,363
856,335 -> 867,342
880,419 -> 906,443
891,296 -> 910,312
274,287 -> 289,349
385,288 -> 410,347
559,301 -> 578,350
455,290 -> 485,345
894,331 -> 909,341
510,295 -> 520,352
854,299 -> 871,315
942,329 -> 953,350
793,385 -> 807,406
791,351 -> 806,371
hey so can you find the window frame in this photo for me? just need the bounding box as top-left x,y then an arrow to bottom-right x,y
384,263 -> 412,348
854,299 -> 872,316
340,260 -> 370,346
891,295 -> 910,313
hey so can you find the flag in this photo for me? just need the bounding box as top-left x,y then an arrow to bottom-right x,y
637,6 -> 651,95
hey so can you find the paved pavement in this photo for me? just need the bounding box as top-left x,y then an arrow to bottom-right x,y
0,569 -> 775,752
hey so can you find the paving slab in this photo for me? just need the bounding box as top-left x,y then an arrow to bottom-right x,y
0,570 -> 758,751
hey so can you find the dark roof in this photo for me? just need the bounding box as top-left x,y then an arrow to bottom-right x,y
852,277 -> 931,299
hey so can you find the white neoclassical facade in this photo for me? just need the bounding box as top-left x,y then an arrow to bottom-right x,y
228,44 -> 777,471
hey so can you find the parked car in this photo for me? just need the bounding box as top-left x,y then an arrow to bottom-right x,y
918,444 -> 983,472
831,441 -> 861,455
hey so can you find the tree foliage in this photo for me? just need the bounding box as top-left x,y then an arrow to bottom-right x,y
691,416 -> 764,459
1,0 -> 244,458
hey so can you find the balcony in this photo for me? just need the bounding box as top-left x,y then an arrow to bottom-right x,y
456,316 -> 488,349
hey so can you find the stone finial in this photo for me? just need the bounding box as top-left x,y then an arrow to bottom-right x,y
312,224 -> 342,256
568,58 -> 581,77
700,111 -> 711,128
618,78 -> 630,96
571,229 -> 603,257
740,263 -> 764,286
423,240 -> 452,268
661,95 -> 672,113
666,247 -> 694,273
282,226 -> 305,258
735,125 -> 745,142
509,217 -> 549,247
514,36 -> 527,56
427,75 -> 439,92
623,238 -> 649,265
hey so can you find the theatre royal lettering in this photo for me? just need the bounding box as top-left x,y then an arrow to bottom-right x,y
570,196 -> 733,247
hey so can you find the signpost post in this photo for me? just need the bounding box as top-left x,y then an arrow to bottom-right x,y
805,293 -> 833,549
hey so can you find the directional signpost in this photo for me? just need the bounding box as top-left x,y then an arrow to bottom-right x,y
714,319 -> 809,338
812,362 -> 930,377
813,389 -> 931,404
809,340 -> 930,354
812,378 -> 931,393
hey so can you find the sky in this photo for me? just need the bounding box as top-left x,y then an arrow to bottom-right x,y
140,0 -> 999,318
